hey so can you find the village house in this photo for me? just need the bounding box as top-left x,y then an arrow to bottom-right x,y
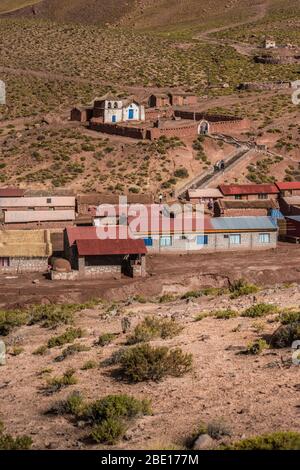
56,226 -> 147,280
214,199 -> 279,218
168,92 -> 198,107
186,188 -> 223,206
276,181 -> 300,197
0,229 -> 52,273
0,196 -> 76,229
281,216 -> 300,243
129,211 -> 277,254
264,38 -> 276,49
0,187 -> 25,198
218,184 -> 279,201
279,196 -> 300,216
148,94 -> 170,108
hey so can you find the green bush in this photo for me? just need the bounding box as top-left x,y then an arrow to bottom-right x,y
279,311 -> 300,325
97,333 -> 118,347
83,394 -> 151,423
45,368 -> 77,394
33,345 -> 48,356
127,316 -> 182,345
174,168 -> 189,178
229,279 -> 259,299
48,391 -> 85,416
0,309 -> 28,336
90,418 -> 126,445
246,339 -> 269,355
47,328 -> 84,348
214,309 -> 238,320
81,360 -> 98,370
0,421 -> 32,450
223,431 -> 300,450
54,343 -> 90,362
28,304 -> 78,327
197,420 -> 231,440
242,303 -> 277,318
119,344 -> 193,382
270,323 -> 300,348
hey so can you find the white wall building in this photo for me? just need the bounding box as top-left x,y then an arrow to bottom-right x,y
93,94 -> 145,124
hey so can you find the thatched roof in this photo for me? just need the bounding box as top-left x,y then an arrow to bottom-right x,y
0,229 -> 52,257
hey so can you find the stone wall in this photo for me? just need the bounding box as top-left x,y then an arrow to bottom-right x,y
89,121 -> 147,139
0,257 -> 48,273
147,122 -> 198,140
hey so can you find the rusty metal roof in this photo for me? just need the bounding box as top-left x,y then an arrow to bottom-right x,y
219,184 -> 279,195
276,182 -> 300,190
76,238 -> 147,256
0,188 -> 25,197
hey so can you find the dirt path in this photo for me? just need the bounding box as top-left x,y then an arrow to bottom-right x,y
194,0 -> 270,57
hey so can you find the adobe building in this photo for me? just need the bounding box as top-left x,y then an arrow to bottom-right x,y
276,181 -> 300,197
0,229 -> 52,273
168,92 -> 198,107
186,188 -> 223,205
218,184 -> 279,201
57,226 -> 147,280
214,199 -> 278,218
148,94 -> 170,108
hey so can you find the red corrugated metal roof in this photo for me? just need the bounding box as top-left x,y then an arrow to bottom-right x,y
66,226 -> 133,245
276,181 -> 300,190
219,184 -> 279,195
0,188 -> 25,197
76,238 -> 147,256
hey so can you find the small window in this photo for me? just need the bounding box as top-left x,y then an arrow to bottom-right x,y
258,194 -> 268,200
160,236 -> 172,247
197,235 -> 208,245
47,198 -> 52,204
107,102 -> 112,108
229,234 -> 241,245
144,237 -> 153,247
114,102 -> 118,109
259,233 -> 270,244
235,195 -> 242,200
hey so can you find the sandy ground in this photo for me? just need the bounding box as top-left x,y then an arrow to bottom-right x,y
0,279 -> 299,450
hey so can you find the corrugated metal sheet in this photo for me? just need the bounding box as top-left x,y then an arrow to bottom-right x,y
219,184 -> 279,196
0,188 -> 25,197
5,210 -> 75,223
276,182 -> 300,190
0,197 -> 75,208
211,216 -> 277,231
286,216 -> 300,222
76,238 -> 147,256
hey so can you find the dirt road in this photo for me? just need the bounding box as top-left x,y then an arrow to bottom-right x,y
0,243 -> 299,308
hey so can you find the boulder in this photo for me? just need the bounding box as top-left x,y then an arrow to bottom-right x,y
193,434 -> 214,450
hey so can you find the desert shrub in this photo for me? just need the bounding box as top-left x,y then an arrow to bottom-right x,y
279,311 -> 300,325
97,333 -> 118,347
242,303 -> 277,318
82,394 -> 151,445
119,344 -> 193,382
269,323 -> 300,348
45,368 -> 77,394
127,316 -> 182,345
0,421 -> 32,450
214,309 -> 238,320
81,360 -> 98,370
0,434 -> 32,450
174,168 -> 189,178
54,343 -> 90,362
246,339 -> 269,355
229,279 -> 259,299
33,345 -> 48,356
47,328 -> 84,348
10,346 -> 24,356
83,394 -> 151,423
181,290 -> 202,300
194,313 -> 211,322
181,287 -> 226,300
159,294 -> 176,303
90,418 -> 126,445
28,304 -> 78,328
48,391 -> 85,416
223,431 -> 300,450
197,420 -> 231,440
0,309 -> 28,336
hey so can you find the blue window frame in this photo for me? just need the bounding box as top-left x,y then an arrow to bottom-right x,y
229,234 -> 241,245
144,237 -> 153,247
197,235 -> 208,245
160,236 -> 172,247
128,108 -> 134,119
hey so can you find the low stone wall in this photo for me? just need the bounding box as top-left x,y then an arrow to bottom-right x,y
0,257 -> 48,273
147,122 -> 198,140
145,108 -> 174,122
51,265 -> 121,280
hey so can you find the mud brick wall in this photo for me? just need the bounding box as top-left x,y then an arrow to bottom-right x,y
148,123 -> 198,140
89,121 -> 146,139
145,108 -> 174,122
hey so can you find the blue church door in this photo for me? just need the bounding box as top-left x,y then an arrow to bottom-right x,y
128,109 -> 134,120
112,115 -> 116,123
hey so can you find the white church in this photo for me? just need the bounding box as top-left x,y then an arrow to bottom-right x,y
93,93 -> 145,124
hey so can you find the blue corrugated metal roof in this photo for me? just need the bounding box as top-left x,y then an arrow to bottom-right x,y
211,216 -> 277,231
